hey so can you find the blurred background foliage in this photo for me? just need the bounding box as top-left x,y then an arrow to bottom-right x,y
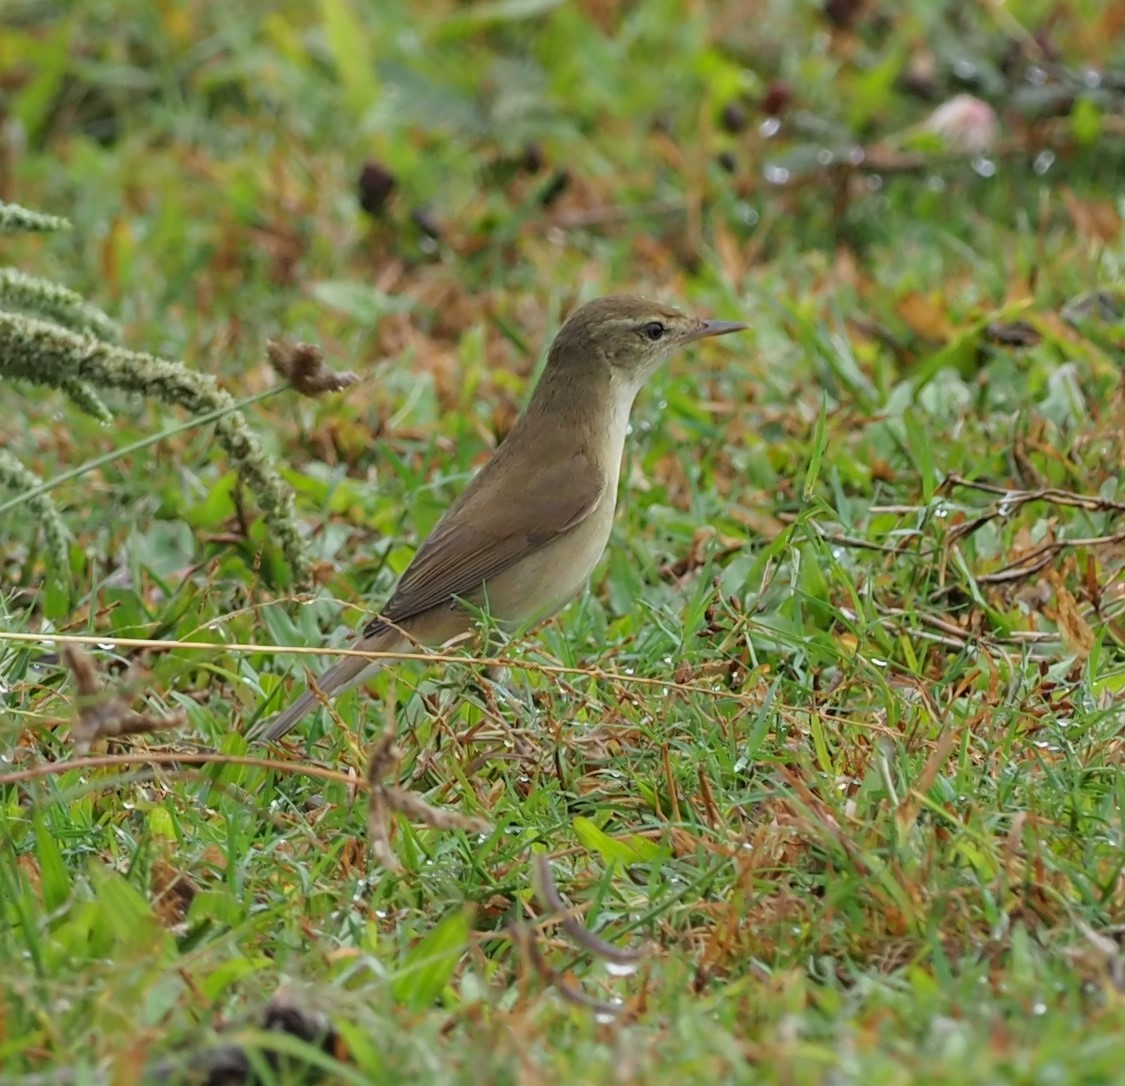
1,1 -> 1124,1082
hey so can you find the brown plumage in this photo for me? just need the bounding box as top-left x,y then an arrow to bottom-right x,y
248,295 -> 745,742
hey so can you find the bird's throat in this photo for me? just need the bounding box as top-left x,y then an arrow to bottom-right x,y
519,363 -> 639,465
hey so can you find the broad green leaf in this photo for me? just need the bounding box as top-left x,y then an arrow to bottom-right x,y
5,25 -> 74,141
34,816 -> 71,912
392,907 -> 472,1011
200,955 -> 272,1001
42,571 -> 72,622
573,816 -> 662,865
1070,97 -> 1102,146
129,519 -> 195,578
88,864 -> 163,951
317,0 -> 379,121
311,281 -> 414,325
902,407 -> 936,502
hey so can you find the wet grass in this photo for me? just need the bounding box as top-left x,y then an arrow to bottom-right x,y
2,1 -> 1124,1082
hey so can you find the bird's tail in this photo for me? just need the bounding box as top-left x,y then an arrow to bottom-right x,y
247,626 -> 400,743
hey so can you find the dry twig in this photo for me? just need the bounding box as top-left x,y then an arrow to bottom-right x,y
508,921 -> 628,1018
533,854 -> 646,967
63,646 -> 186,754
364,723 -> 491,872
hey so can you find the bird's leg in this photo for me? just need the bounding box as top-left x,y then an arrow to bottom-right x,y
474,635 -> 546,773
480,631 -> 526,717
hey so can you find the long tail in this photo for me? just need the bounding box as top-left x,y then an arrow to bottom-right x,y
247,626 -> 399,743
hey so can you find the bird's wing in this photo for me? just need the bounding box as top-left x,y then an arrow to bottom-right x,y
364,450 -> 606,635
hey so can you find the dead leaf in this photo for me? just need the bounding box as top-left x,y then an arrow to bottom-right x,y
896,292 -> 954,342
1061,188 -> 1123,246
1050,579 -> 1096,658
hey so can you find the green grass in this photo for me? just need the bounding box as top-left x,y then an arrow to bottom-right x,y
3,1 -> 1124,1082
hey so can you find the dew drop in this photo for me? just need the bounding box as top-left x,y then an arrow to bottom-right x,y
763,163 -> 790,185
606,961 -> 639,977
1033,150 -> 1056,175
971,157 -> 997,178
759,116 -> 781,138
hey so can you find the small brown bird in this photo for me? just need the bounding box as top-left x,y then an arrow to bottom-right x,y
249,295 -> 746,742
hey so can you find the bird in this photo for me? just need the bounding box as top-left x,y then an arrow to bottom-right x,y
248,295 -> 746,742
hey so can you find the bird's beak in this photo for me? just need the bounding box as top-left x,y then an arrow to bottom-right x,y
684,319 -> 748,343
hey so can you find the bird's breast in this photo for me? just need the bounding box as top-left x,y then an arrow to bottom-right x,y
473,378 -> 637,628
483,486 -> 618,627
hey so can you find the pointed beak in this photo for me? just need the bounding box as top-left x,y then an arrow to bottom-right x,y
683,319 -> 748,343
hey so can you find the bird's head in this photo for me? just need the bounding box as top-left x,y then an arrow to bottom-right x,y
547,295 -> 746,389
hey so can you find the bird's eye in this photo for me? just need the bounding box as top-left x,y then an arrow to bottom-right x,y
641,321 -> 666,342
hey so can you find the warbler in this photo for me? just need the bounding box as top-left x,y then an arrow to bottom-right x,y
250,295 -> 745,741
